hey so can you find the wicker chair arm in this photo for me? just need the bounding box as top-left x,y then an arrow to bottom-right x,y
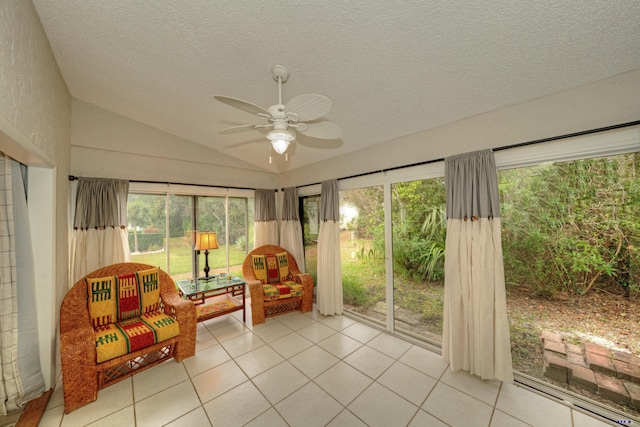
60,282 -> 95,361
156,268 -> 196,321
248,281 -> 264,298
60,322 -> 96,365
292,272 -> 314,301
248,281 -> 267,324
245,278 -> 261,287
59,320 -> 98,413
158,274 -> 197,360
162,293 -> 197,324
154,275 -> 196,361
292,272 -> 313,286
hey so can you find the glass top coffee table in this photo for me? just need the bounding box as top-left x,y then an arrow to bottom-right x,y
176,275 -> 246,323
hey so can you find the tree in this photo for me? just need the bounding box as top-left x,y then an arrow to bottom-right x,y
169,194 -> 192,238
128,194 -> 165,252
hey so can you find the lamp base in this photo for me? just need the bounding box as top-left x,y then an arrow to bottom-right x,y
200,250 -> 211,280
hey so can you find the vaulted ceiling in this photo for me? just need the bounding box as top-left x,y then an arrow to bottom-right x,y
32,1 -> 640,173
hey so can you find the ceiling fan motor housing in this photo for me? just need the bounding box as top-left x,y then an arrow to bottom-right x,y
268,104 -> 288,128
268,104 -> 286,117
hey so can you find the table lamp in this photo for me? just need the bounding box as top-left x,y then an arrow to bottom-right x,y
194,231 -> 219,279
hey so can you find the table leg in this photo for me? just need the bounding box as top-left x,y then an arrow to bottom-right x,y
242,285 -> 246,323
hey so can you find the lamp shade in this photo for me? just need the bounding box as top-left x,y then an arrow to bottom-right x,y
267,129 -> 295,154
194,232 -> 219,251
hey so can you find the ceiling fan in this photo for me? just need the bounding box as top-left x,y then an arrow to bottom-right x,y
214,65 -> 343,158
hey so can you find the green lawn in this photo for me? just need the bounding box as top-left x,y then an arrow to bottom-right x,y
131,237 -> 246,280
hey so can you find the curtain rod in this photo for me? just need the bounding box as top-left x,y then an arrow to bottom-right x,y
67,176 -> 277,192
289,119 -> 640,190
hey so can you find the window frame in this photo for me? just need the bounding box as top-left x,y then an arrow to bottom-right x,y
128,183 -> 253,278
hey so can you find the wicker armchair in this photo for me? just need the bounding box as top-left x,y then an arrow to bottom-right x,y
242,245 -> 313,325
60,263 -> 197,413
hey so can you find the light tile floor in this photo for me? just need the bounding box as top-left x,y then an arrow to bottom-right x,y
40,306 -> 621,426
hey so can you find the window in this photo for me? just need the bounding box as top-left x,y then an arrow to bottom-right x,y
127,186 -> 253,280
128,193 -> 168,271
499,152 -> 639,419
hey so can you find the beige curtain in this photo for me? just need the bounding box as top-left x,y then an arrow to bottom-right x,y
11,160 -> 45,406
0,154 -> 21,414
0,155 -> 46,414
70,178 -> 130,284
254,189 -> 278,248
317,180 -> 343,315
442,149 -> 513,383
280,187 -> 305,271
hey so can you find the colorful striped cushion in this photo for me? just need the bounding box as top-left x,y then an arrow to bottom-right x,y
253,252 -> 292,284
252,255 -> 268,284
94,310 -> 180,363
116,272 -> 141,321
87,268 -> 163,329
252,254 -> 281,284
196,299 -> 235,318
262,281 -> 304,301
86,272 -> 143,325
274,251 -> 291,282
86,276 -> 117,328
137,267 -> 161,314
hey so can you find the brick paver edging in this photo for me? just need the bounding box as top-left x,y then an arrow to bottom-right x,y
541,330 -> 640,409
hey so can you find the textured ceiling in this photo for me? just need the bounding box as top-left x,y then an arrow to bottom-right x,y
32,1 -> 640,173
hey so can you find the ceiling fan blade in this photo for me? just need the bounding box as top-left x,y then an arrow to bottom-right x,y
299,121 -> 343,140
223,139 -> 263,149
219,124 -> 261,134
214,95 -> 269,116
286,94 -> 332,122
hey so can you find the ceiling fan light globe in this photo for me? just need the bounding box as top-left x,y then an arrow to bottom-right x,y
271,139 -> 290,154
267,129 -> 295,154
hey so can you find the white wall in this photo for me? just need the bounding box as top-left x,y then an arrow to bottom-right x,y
278,69 -> 640,189
69,68 -> 640,194
0,1 -> 71,389
71,100 -> 278,189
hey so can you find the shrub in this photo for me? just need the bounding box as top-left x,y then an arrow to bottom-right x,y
342,273 -> 373,308
234,235 -> 252,252
500,154 -> 639,297
393,207 -> 446,282
128,233 -> 164,253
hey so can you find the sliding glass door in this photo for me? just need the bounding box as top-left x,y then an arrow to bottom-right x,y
301,195 -> 320,286
339,186 -> 386,325
391,178 -> 446,343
